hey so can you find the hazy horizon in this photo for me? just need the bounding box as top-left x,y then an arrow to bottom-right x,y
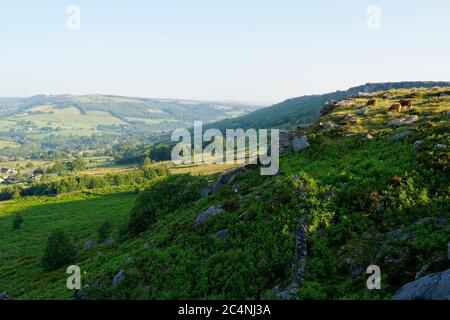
1,0 -> 450,103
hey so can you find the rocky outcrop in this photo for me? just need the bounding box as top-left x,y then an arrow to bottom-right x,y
193,206 -> 223,228
277,177 -> 311,300
393,269 -> 450,300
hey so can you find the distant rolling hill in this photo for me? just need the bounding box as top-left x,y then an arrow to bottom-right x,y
205,81 -> 450,131
0,94 -> 261,125
0,95 -> 262,143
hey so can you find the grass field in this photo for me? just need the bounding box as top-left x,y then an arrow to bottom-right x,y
0,189 -> 137,299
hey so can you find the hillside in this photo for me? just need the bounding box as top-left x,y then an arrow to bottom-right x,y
205,81 -> 450,131
0,86 -> 448,300
0,95 -> 261,158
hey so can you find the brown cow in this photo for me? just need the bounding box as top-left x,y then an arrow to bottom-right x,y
399,99 -> 413,109
389,103 -> 402,112
366,99 -> 377,107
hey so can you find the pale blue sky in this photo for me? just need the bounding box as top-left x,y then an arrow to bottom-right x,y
1,0 -> 449,104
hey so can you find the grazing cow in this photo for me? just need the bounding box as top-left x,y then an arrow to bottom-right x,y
389,103 -> 402,113
367,99 -> 377,107
399,99 -> 413,109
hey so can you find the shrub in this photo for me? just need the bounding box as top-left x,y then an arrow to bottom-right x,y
126,174 -> 207,235
12,214 -> 23,230
41,229 -> 77,271
97,221 -> 113,241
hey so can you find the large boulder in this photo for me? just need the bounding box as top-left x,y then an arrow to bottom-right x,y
193,206 -> 223,228
393,269 -> 450,300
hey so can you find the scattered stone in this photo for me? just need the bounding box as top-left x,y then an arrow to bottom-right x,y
291,136 -> 311,152
387,115 -> 419,127
357,108 -> 368,116
434,144 -> 447,150
193,206 -> 223,228
391,130 -> 414,141
336,100 -> 354,107
364,134 -> 374,141
102,237 -> 114,245
83,240 -> 97,250
215,229 -> 229,241
276,285 -> 299,300
413,140 -> 424,149
323,122 -> 334,130
393,268 -> 450,300
233,187 -> 240,194
320,101 -> 337,116
350,263 -> 365,278
201,168 -> 249,196
112,270 -> 125,288
239,212 -> 247,220
0,291 -> 8,300
74,285 -> 89,300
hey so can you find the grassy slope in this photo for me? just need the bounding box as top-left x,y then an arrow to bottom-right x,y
0,190 -> 137,299
0,87 -> 448,300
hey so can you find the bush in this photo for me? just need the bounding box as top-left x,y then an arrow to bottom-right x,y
126,174 -> 207,235
97,221 -> 113,241
12,214 -> 23,230
41,229 -> 77,271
